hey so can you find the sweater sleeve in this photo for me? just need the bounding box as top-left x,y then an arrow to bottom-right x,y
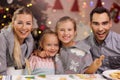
55,54 -> 64,74
0,33 -> 7,75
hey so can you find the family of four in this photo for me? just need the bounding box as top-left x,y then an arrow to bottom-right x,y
0,6 -> 120,75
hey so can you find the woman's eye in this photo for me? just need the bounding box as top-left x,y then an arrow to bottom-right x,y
17,22 -> 22,24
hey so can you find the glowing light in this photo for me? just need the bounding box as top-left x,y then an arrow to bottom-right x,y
48,21 -> 52,24
1,23 -> 5,26
90,1 -> 94,7
102,2 -> 105,5
118,16 -> 120,20
3,15 -> 6,18
90,30 -> 92,32
82,2 -> 87,8
29,3 -> 32,6
6,8 -> 9,11
27,4 -> 30,7
38,31 -> 41,34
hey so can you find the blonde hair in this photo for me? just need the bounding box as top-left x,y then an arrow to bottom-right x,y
39,29 -> 59,50
12,7 -> 33,68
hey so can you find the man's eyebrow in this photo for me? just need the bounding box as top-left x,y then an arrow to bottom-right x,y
92,21 -> 99,23
102,21 -> 109,23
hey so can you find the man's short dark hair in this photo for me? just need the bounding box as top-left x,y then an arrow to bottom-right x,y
90,7 -> 111,21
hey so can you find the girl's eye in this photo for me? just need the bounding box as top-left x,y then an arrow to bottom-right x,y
55,44 -> 59,47
68,29 -> 72,31
47,44 -> 51,46
60,29 -> 64,31
26,22 -> 32,25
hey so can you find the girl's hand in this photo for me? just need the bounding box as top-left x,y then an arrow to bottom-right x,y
85,55 -> 105,74
38,51 -> 50,58
93,55 -> 105,68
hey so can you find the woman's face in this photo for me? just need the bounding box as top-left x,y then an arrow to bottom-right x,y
13,14 -> 33,40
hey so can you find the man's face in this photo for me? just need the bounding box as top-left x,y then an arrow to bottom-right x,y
90,13 -> 112,44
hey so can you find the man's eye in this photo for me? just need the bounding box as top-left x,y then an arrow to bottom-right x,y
102,22 -> 109,25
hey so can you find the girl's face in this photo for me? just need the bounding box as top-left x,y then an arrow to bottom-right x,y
42,34 -> 59,57
57,21 -> 76,47
13,14 -> 33,41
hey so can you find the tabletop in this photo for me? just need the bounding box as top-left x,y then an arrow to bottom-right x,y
0,74 -> 107,80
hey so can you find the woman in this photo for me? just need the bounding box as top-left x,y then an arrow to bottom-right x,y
0,7 -> 34,75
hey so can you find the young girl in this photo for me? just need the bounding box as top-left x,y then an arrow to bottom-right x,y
39,16 -> 104,74
24,29 -> 64,75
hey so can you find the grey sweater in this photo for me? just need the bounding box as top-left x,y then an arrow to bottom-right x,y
0,26 -> 34,75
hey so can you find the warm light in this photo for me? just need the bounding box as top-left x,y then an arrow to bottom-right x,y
82,2 -> 87,8
6,8 -> 9,11
27,4 -> 30,7
102,2 -> 105,5
90,30 -> 92,32
1,23 -> 5,26
3,15 -> 6,18
38,31 -> 41,34
29,3 -> 32,6
48,21 -> 52,24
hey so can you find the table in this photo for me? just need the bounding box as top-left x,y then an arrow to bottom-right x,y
0,74 -> 107,80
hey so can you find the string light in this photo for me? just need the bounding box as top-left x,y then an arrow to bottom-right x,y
82,2 -> 87,8
27,3 -> 32,7
48,21 -> 52,24
3,15 -> 7,18
118,16 -> 120,20
38,30 -> 41,34
5,8 -> 9,11
102,2 -> 105,5
90,1 -> 94,7
1,23 -> 5,26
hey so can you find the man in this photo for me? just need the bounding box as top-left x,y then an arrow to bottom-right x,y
84,7 -> 120,73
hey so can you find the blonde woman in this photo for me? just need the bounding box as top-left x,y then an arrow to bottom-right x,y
0,7 -> 34,75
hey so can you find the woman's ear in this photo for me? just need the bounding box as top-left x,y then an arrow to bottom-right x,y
39,41 -> 43,49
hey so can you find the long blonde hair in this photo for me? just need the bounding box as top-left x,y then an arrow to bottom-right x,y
12,7 -> 33,69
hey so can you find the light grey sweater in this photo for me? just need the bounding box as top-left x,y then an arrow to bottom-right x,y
0,26 -> 34,75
